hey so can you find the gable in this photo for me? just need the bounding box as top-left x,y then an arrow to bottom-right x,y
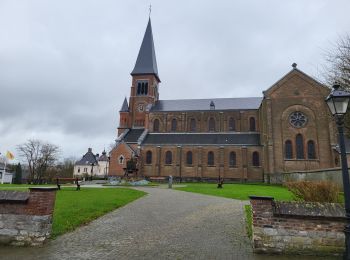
110,141 -> 135,157
263,68 -> 330,99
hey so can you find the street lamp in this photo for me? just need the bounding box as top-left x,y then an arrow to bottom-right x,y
325,83 -> 350,260
106,156 -> 110,180
90,163 -> 95,181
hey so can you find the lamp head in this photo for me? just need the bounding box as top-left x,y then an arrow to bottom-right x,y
325,83 -> 350,116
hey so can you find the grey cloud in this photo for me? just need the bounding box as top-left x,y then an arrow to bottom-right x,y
1,0 -> 350,158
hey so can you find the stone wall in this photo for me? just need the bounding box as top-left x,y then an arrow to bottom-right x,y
249,196 -> 345,256
265,168 -> 344,187
0,187 -> 57,246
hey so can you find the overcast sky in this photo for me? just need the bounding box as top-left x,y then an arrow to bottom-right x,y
0,0 -> 350,162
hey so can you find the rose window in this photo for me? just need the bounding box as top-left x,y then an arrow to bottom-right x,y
289,112 -> 307,128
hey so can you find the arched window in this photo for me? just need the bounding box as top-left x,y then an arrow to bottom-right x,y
190,118 -> 196,132
165,151 -> 172,164
285,140 -> 293,159
171,118 -> 177,132
307,140 -> 316,159
208,117 -> 215,132
229,118 -> 235,131
296,134 -> 304,159
137,81 -> 148,95
186,151 -> 193,165
252,152 -> 260,166
153,119 -> 160,132
118,155 -> 124,165
229,152 -> 236,167
146,151 -> 152,164
207,151 -> 214,166
249,117 -> 256,131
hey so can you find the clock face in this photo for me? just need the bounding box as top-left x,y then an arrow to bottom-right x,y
138,103 -> 144,112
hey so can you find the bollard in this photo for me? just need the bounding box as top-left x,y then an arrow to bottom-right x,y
168,175 -> 173,189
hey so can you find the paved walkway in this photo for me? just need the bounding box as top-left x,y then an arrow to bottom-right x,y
0,187 -> 337,260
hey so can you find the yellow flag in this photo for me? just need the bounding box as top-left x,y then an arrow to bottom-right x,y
6,151 -> 14,160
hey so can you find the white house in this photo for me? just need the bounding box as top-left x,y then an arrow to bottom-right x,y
73,148 -> 109,178
0,162 -> 13,184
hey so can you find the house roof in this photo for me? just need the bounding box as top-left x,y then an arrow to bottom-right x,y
131,18 -> 159,81
150,97 -> 263,112
123,128 -> 145,143
75,148 -> 98,166
142,132 -> 261,146
98,150 -> 109,161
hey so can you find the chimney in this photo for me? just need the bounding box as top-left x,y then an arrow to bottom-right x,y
88,148 -> 92,153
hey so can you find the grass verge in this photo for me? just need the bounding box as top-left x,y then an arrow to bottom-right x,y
244,205 -> 253,239
0,185 -> 146,238
175,183 -> 294,201
51,187 -> 145,238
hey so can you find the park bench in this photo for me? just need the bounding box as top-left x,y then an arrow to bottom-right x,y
56,178 -> 81,191
149,177 -> 167,182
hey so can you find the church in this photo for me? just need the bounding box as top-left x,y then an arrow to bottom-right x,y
108,18 -> 339,182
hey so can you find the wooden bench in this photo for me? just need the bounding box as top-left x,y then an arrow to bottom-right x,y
149,177 -> 167,182
56,178 -> 81,191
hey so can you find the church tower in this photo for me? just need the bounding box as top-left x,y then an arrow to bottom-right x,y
118,18 -> 160,136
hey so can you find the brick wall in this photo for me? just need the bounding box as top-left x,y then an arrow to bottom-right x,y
139,145 -> 263,181
249,196 -> 345,256
0,188 -> 58,246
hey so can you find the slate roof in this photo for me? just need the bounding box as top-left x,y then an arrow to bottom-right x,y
131,18 -> 159,80
142,133 -> 261,146
75,148 -> 98,166
123,128 -> 145,143
98,150 -> 109,161
120,97 -> 129,112
150,97 -> 263,112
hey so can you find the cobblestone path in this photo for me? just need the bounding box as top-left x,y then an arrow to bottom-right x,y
0,187 -> 338,260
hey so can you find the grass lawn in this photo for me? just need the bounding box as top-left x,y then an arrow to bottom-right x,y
52,187 -> 146,238
175,183 -> 294,201
0,184 -> 55,189
0,185 -> 146,238
244,205 -> 253,239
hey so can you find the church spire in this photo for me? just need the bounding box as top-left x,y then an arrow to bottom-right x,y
119,97 -> 129,112
131,18 -> 160,81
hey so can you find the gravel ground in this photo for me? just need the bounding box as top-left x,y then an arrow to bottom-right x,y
0,187 -> 339,260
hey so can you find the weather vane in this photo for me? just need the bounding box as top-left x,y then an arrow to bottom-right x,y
149,4 -> 152,17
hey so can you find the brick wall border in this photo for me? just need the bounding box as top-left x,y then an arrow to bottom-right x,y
249,196 -> 345,256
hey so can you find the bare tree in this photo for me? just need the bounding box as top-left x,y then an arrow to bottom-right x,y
321,34 -> 350,133
322,34 -> 350,89
17,139 -> 60,183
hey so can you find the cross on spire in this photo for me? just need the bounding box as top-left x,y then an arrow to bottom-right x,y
149,4 -> 152,17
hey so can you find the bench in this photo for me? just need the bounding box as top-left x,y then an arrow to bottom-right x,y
149,177 -> 167,182
56,178 -> 81,191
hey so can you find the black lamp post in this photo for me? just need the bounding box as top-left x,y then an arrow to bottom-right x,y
325,83 -> 350,260
91,163 -> 95,181
106,156 -> 110,180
